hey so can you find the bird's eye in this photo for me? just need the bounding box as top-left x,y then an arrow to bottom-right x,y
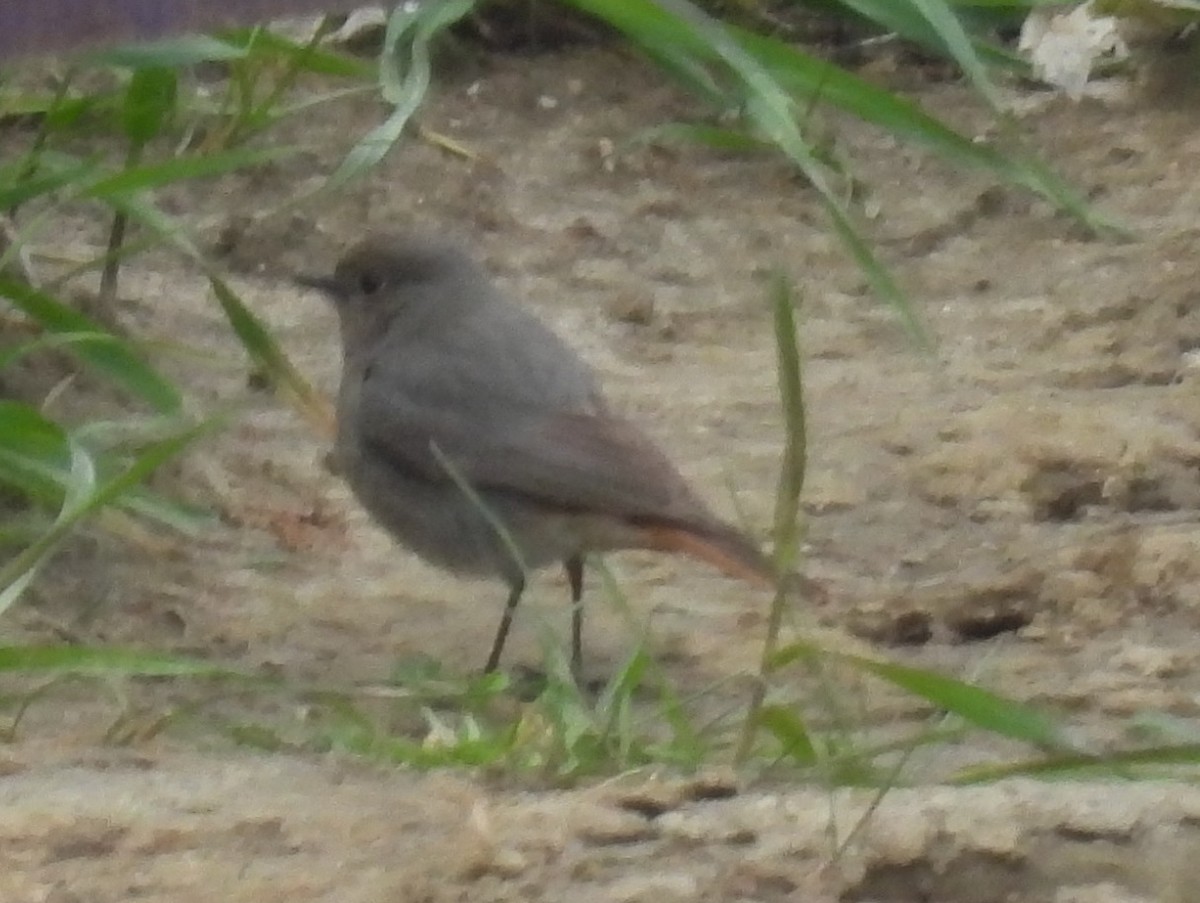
359,271 -> 383,295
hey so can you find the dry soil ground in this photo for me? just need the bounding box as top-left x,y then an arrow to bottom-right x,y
4,45 -> 1200,903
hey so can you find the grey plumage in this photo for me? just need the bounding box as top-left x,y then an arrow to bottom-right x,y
301,234 -> 774,678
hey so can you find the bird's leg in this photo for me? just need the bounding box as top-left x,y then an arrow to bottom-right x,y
565,555 -> 585,683
484,574 -> 525,674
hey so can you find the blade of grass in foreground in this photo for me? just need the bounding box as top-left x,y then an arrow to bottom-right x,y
0,153 -> 100,211
569,0 -> 927,345
0,278 -> 181,413
0,416 -> 219,618
0,401 -> 74,506
0,330 -> 136,372
902,0 -> 1003,109
209,275 -> 336,438
82,145 -> 295,199
730,27 -> 1114,235
757,702 -> 818,765
0,434 -> 96,614
220,27 -> 373,79
324,0 -> 475,191
849,653 -> 1071,751
832,0 -> 1029,72
0,400 -> 212,535
770,638 -> 1073,752
86,35 -> 250,68
953,742 -> 1200,783
737,270 -> 807,764
60,190 -> 333,440
0,644 -> 255,679
591,559 -> 708,767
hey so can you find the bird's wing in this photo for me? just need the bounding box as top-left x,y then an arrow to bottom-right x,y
356,351 -> 715,527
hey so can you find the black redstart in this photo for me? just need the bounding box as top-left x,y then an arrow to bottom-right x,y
300,235 -> 775,679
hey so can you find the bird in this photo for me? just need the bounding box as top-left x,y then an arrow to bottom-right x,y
299,234 -> 776,680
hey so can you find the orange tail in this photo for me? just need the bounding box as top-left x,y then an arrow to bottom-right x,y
636,522 -> 775,589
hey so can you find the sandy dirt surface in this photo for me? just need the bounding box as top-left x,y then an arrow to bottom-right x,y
5,44 -> 1200,902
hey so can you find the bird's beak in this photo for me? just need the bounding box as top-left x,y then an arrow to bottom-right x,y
295,273 -> 341,296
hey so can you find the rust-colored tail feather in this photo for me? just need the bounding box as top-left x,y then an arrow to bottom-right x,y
637,522 -> 776,589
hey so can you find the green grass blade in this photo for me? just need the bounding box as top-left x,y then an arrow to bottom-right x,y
0,401 -> 73,506
0,416 -> 218,616
833,0 -> 1029,71
326,0 -> 475,189
768,635 -> 1071,751
0,402 -> 207,533
121,66 -> 177,145
954,743 -> 1200,783
840,648 -> 1070,750
83,145 -> 295,198
738,272 -> 807,762
218,27 -> 373,78
0,278 -> 181,413
634,42 -> 730,108
0,330 -> 132,372
208,275 -> 334,435
86,36 -> 249,68
0,153 -> 100,210
428,441 -> 528,577
758,703 -> 818,764
0,435 -> 95,615
729,28 -> 1112,234
571,0 -> 1108,241
72,203 -> 327,436
570,0 -> 928,344
99,191 -> 202,258
770,271 -> 807,573
114,487 -> 213,534
905,0 -> 1002,108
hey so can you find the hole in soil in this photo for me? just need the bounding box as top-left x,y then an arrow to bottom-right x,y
1022,467 -> 1103,521
1123,476 -> 1181,513
948,609 -> 1032,642
848,610 -> 933,647
846,852 -> 1028,903
887,610 -> 935,646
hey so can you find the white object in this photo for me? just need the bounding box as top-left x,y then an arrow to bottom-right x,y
1018,1 -> 1128,100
